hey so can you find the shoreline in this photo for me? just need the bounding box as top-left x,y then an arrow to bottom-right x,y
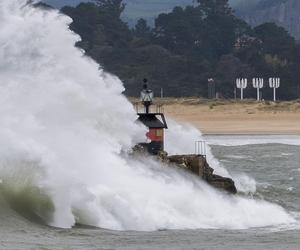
155,98 -> 300,135
203,133 -> 300,136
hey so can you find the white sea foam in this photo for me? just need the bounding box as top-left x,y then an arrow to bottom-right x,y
165,120 -> 257,194
0,0 -> 296,230
165,120 -> 230,177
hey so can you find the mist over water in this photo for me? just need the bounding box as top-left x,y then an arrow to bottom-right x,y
0,0 -> 296,231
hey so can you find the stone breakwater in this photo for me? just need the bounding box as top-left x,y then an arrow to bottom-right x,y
161,153 -> 237,194
133,146 -> 237,194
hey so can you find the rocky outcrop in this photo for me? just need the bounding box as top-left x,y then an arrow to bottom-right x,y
205,174 -> 237,194
240,0 -> 300,39
167,155 -> 214,179
167,154 -> 237,194
133,146 -> 237,194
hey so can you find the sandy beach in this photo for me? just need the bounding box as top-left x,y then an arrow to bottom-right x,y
160,98 -> 300,135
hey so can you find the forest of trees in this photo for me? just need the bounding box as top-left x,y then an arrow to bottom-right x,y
60,0 -> 300,99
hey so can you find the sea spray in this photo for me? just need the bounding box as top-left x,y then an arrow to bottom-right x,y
165,120 -> 230,177
165,120 -> 257,194
0,0 -> 296,230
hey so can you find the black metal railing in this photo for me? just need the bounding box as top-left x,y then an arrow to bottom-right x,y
134,103 -> 164,114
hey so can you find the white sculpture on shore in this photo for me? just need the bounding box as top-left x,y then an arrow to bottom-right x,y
269,78 -> 280,102
252,78 -> 264,101
236,78 -> 247,100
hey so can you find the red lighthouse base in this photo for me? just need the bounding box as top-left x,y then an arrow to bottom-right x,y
137,113 -> 167,155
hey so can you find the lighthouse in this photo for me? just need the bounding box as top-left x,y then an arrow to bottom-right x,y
137,80 -> 168,155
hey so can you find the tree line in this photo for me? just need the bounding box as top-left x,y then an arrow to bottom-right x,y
60,0 -> 300,99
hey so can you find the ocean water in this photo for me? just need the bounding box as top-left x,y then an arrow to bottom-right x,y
0,1 -> 299,249
1,136 -> 299,250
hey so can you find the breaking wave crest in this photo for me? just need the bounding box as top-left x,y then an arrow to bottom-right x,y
0,0 -> 296,231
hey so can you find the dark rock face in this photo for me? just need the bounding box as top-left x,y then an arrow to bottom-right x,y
167,155 -> 237,194
132,146 -> 237,194
206,175 -> 237,194
167,155 -> 214,179
240,0 -> 300,39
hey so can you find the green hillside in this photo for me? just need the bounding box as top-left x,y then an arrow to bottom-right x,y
45,0 -> 262,26
60,0 -> 300,99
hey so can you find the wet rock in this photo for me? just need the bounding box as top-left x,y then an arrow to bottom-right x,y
132,146 -> 237,194
167,155 -> 213,179
168,154 -> 237,194
206,175 -> 237,194
157,150 -> 169,163
132,144 -> 148,156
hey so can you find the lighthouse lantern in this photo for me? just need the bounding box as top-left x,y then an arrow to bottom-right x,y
137,81 -> 167,155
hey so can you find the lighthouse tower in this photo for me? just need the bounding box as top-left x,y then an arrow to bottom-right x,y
137,80 -> 168,155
